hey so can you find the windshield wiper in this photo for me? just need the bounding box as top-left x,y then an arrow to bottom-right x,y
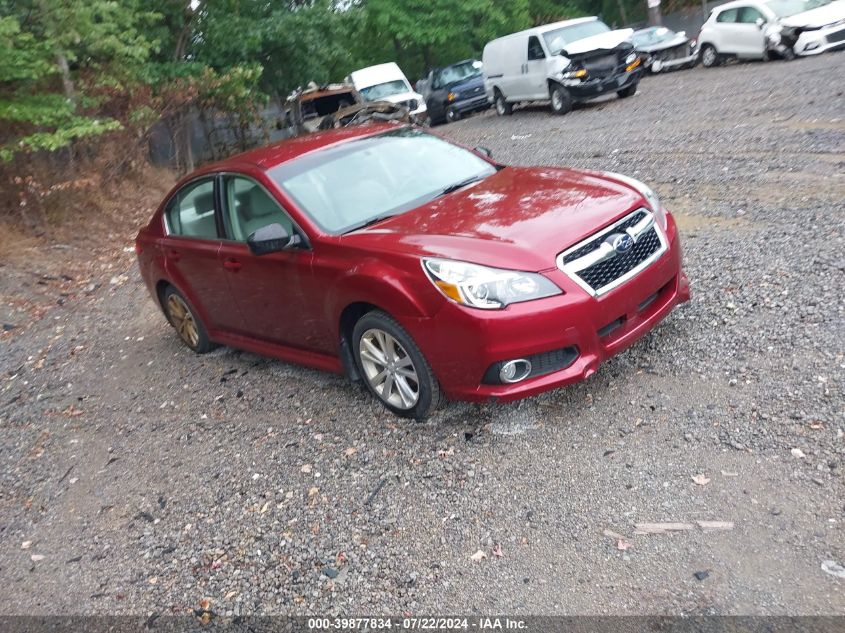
439,175 -> 483,196
344,213 -> 399,234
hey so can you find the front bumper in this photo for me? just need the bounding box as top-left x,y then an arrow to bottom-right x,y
567,65 -> 643,101
795,22 -> 845,55
403,211 -> 689,403
452,93 -> 491,114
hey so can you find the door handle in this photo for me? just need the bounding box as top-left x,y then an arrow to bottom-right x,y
223,258 -> 242,272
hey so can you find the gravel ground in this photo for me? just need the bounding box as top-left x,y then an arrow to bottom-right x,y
1,52 -> 844,617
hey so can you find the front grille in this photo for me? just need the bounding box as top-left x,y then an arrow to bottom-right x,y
562,210 -> 647,265
827,28 -> 845,44
482,346 -> 579,385
577,227 -> 662,290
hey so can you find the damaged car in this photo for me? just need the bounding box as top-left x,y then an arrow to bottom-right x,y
698,0 -> 845,65
483,17 -> 643,116
632,26 -> 699,72
135,124 -> 689,419
421,59 -> 490,124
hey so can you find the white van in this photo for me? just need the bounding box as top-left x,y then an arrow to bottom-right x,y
483,17 -> 643,116
347,62 -> 428,120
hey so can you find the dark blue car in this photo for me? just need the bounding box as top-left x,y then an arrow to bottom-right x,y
421,60 -> 490,125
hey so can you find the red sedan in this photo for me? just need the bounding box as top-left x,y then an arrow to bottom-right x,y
135,123 -> 689,419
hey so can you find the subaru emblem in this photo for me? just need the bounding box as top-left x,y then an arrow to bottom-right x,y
607,233 -> 634,254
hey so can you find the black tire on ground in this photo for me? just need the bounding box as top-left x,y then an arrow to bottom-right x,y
445,106 -> 461,123
494,89 -> 512,116
352,310 -> 444,420
550,84 -> 573,114
617,83 -> 638,99
162,285 -> 216,354
701,44 -> 720,68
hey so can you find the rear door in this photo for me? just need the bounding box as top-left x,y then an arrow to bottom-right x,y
712,7 -> 744,54
160,176 -> 243,333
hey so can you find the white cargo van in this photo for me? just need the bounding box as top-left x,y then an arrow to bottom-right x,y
482,17 -> 643,116
347,62 -> 428,120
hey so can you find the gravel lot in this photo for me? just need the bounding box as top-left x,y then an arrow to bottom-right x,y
1,52 -> 844,617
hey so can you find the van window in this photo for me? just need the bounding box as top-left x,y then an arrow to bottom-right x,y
527,36 -> 546,60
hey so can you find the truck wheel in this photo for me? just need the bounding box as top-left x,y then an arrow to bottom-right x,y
494,90 -> 512,116
550,84 -> 572,115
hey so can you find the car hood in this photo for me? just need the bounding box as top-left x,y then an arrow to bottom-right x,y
448,74 -> 484,94
636,32 -> 689,52
563,28 -> 634,55
378,91 -> 426,107
781,0 -> 845,27
342,167 -> 643,271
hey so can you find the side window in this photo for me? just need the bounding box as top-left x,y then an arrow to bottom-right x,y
527,36 -> 545,61
223,176 -> 295,242
165,179 -> 218,239
737,6 -> 764,23
716,8 -> 739,22
432,71 -> 443,90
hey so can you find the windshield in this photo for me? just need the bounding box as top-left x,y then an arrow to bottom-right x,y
632,27 -> 676,46
269,128 -> 497,234
543,20 -> 611,55
766,0 -> 831,16
434,60 -> 482,89
358,80 -> 409,101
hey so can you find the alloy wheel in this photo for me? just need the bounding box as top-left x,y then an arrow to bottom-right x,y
358,328 -> 420,410
702,46 -> 717,67
167,294 -> 199,348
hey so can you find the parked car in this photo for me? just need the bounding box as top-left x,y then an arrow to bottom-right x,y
136,124 -> 689,419
347,62 -> 428,121
697,0 -> 845,66
632,26 -> 699,72
482,17 -> 643,116
284,82 -> 360,134
421,59 -> 490,124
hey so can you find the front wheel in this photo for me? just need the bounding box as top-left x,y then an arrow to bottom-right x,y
701,44 -> 720,68
352,311 -> 443,420
445,106 -> 461,123
550,84 -> 573,115
494,90 -> 512,116
617,83 -> 637,99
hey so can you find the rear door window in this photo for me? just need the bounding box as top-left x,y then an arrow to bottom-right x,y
165,179 -> 218,239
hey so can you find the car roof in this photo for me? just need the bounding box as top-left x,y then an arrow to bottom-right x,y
201,122 -> 402,172
711,0 -> 764,11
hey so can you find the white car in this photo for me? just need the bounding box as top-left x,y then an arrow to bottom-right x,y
697,0 -> 845,65
346,62 -> 428,121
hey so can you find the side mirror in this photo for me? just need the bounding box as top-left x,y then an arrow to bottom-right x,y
246,223 -> 300,255
755,17 -> 766,29
474,146 -> 493,159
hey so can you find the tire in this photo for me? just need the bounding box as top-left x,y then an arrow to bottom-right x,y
549,84 -> 573,115
781,47 -> 796,61
163,286 -> 216,354
494,89 -> 512,116
445,106 -> 461,123
701,44 -> 720,68
617,83 -> 637,99
352,310 -> 443,420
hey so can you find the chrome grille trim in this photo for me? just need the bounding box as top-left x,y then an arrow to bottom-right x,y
556,207 -> 668,297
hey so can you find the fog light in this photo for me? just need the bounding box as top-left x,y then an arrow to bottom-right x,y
499,359 -> 532,383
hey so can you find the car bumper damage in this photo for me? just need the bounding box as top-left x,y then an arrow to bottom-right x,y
404,212 -> 689,403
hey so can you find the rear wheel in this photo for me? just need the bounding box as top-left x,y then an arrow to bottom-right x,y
352,311 -> 443,420
163,286 -> 216,353
701,44 -> 720,68
494,89 -> 512,116
617,83 -> 637,99
550,84 -> 573,115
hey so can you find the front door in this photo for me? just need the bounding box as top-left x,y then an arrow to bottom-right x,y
217,174 -> 315,349
523,35 -> 550,100
734,6 -> 767,57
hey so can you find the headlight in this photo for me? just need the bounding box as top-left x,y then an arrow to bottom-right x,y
626,52 -> 638,65
603,172 -> 668,231
447,92 -> 458,102
422,258 -> 561,309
